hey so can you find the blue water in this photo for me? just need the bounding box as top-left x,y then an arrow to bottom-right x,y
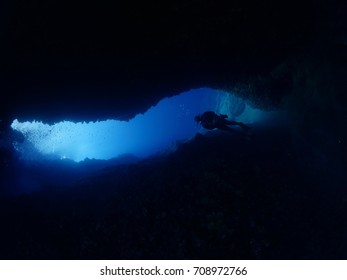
11,88 -> 277,162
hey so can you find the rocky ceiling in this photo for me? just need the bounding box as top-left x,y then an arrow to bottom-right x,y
0,0 -> 343,125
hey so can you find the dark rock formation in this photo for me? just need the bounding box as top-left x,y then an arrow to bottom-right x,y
0,127 -> 345,259
0,0 -> 341,124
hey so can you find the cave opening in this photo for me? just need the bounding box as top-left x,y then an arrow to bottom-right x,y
11,88 -> 278,162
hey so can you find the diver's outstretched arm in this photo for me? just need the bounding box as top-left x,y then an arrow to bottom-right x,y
224,120 -> 250,131
223,120 -> 239,125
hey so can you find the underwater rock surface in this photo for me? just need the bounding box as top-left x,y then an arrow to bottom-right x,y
0,123 -> 345,259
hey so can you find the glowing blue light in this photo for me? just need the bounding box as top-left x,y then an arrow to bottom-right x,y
11,88 -> 278,162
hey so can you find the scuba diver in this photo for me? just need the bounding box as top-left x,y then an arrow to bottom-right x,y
194,111 -> 250,133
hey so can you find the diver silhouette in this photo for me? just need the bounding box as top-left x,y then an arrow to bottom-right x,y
194,111 -> 250,133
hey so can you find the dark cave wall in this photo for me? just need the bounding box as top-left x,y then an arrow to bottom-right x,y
0,0 -> 335,125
